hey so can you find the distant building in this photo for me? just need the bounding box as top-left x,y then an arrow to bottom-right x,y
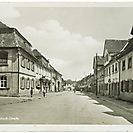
93,55 -> 104,94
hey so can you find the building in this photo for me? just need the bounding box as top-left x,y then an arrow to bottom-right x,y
117,37 -> 133,101
0,22 -> 62,97
103,39 -> 127,97
93,55 -> 104,95
0,22 -> 38,96
33,49 -> 51,93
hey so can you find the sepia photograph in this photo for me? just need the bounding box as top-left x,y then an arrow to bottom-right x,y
0,1 -> 133,132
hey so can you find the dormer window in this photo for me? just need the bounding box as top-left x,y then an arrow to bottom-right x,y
0,51 -> 8,66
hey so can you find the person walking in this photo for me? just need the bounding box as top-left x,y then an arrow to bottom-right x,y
43,89 -> 46,97
31,89 -> 33,97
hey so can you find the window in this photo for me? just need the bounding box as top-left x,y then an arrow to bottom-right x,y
20,77 -> 25,90
0,51 -> 8,66
26,78 -> 30,89
115,63 -> 117,72
36,79 -> 40,89
31,79 -> 34,89
36,65 -> 38,74
121,81 -> 123,92
128,57 -> 132,69
31,61 -> 34,71
27,59 -> 30,70
0,76 -> 7,88
122,60 -> 125,71
109,67 -> 111,75
106,68 -> 108,76
126,81 -> 129,92
21,56 -> 25,68
112,65 -> 114,73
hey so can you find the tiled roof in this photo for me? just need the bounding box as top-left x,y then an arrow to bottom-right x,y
0,21 -> 9,29
0,25 -> 36,60
104,39 -> 127,54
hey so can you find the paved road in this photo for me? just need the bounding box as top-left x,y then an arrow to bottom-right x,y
0,91 -> 132,124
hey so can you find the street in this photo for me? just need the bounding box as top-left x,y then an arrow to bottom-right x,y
0,91 -> 132,124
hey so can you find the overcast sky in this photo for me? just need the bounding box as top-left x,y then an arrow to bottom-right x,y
0,2 -> 133,80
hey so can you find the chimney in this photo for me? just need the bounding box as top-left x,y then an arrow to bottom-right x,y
130,26 -> 133,35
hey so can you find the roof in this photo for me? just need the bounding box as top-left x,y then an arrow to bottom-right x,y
0,22 -> 36,60
97,56 -> 104,65
118,38 -> 133,58
0,21 -> 9,29
33,49 -> 49,63
49,64 -> 62,76
93,55 -> 104,69
103,39 -> 127,56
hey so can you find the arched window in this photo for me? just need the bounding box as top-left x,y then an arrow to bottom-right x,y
26,78 -> 30,89
31,61 -> 34,71
0,76 -> 7,88
20,77 -> 25,90
31,79 -> 34,89
21,56 -> 25,68
0,51 -> 8,65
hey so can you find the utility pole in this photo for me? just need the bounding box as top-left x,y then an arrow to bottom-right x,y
74,77 -> 76,93
96,53 -> 98,96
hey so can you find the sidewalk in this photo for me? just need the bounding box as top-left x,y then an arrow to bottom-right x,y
0,91 -> 64,106
84,92 -> 133,114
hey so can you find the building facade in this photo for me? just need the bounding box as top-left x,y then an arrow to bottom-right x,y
0,22 -> 62,97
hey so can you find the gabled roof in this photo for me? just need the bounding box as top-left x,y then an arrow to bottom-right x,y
103,39 -> 127,56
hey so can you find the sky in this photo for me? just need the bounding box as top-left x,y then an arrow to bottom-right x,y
0,2 -> 133,80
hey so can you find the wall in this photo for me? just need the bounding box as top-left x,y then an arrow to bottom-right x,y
0,49 -> 19,96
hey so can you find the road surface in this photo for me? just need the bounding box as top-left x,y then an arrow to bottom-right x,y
0,91 -> 132,124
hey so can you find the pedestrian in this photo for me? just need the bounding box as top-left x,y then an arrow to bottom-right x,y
31,89 -> 33,97
43,89 -> 46,97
